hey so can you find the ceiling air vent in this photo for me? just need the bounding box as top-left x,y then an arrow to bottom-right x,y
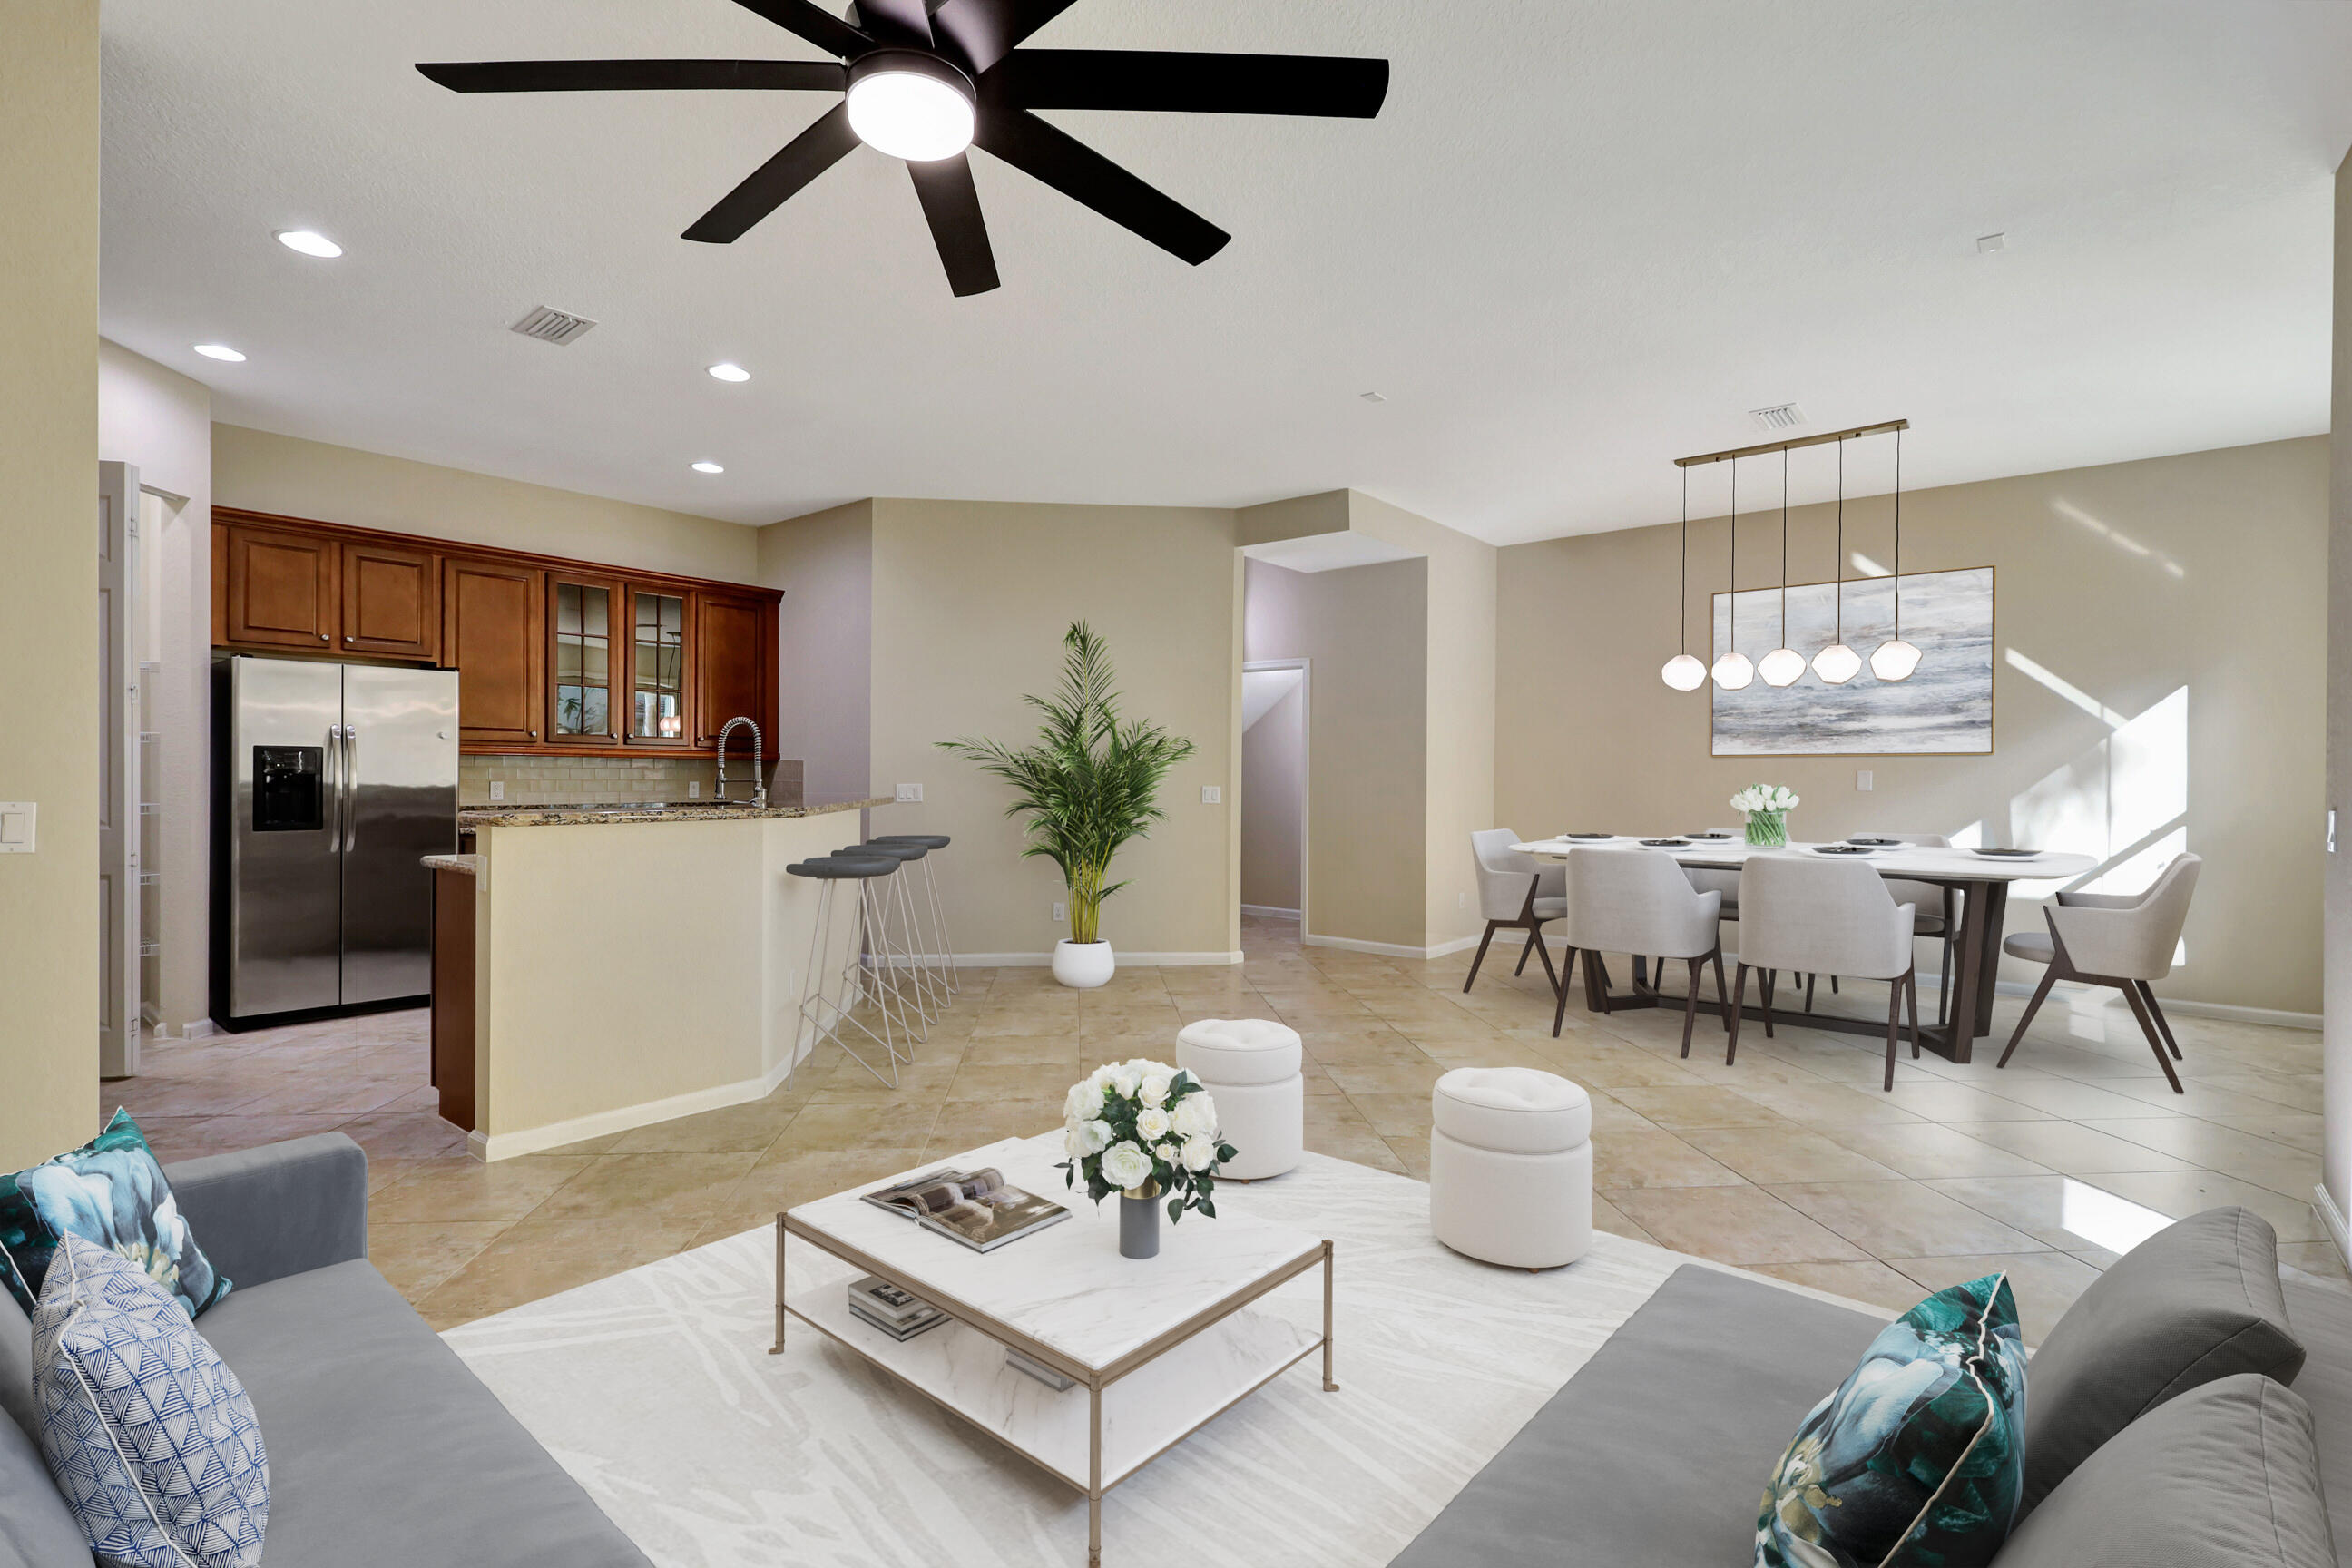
509,305 -> 598,347
1749,403 -> 1806,433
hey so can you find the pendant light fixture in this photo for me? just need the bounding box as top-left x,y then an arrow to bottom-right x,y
1758,446 -> 1806,687
1710,457 -> 1754,690
1660,464 -> 1707,691
1811,436 -> 1862,685
1869,425 -> 1922,681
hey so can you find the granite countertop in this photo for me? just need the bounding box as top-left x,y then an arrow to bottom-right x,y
421,854 -> 482,875
458,797 -> 892,828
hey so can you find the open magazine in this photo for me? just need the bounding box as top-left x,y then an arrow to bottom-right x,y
861,1166 -> 1072,1253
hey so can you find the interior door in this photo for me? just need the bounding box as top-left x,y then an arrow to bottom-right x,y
99,463 -> 140,1076
341,665 -> 457,1004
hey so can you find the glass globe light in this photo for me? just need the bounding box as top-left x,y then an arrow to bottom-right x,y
1710,651 -> 1755,691
1661,653 -> 1707,691
1811,642 -> 1862,685
1870,639 -> 1922,681
1757,647 -> 1806,688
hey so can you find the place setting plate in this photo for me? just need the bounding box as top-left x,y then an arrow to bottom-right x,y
1562,832 -> 1615,840
1813,844 -> 1875,856
1846,836 -> 1905,847
1972,848 -> 2042,858
1683,831 -> 1734,840
1639,838 -> 1690,848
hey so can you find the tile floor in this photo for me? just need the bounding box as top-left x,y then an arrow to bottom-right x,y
114,913 -> 2339,1338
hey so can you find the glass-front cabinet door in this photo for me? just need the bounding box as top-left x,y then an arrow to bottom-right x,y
546,574 -> 620,744
626,587 -> 692,747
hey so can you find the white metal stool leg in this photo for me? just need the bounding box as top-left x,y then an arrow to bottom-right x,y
891,866 -> 946,1022
923,855 -> 960,995
793,877 -> 898,1089
909,857 -> 956,1003
859,874 -> 926,1051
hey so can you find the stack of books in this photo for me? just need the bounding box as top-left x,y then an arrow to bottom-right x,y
848,1275 -> 946,1342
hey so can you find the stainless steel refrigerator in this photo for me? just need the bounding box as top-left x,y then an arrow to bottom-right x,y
211,655 -> 458,1027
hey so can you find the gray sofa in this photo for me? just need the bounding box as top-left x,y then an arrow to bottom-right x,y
1394,1208 -> 2349,1567
0,1133 -> 651,1568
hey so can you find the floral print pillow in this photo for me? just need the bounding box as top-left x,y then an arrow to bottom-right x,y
1756,1272 -> 2027,1568
0,1109 -> 230,1319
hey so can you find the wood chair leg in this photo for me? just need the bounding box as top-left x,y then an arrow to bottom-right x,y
1906,967 -> 1921,1058
1829,975 -> 1839,995
1804,972 -> 1818,1013
1531,928 -> 1562,997
1726,963 -> 1749,1064
1679,957 -> 1703,1057
2120,980 -> 2185,1093
1995,966 -> 2059,1068
1513,928 -> 1539,976
1590,954 -> 1615,1015
1759,970 -> 1777,1038
1883,974 -> 1903,1091
1463,922 -> 1499,994
1551,949 -> 1580,1038
1711,949 -> 1731,1032
2136,981 -> 2184,1061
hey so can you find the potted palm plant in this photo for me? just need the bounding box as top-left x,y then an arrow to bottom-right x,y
939,622 -> 1197,988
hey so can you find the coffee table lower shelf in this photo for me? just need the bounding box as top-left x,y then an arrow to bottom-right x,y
785,1279 -> 1324,1489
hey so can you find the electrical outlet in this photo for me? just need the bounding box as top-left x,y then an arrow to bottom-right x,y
688,780 -> 701,799
897,782 -> 924,803
488,780 -> 505,801
1200,785 -> 1221,804
1856,769 -> 1874,792
1053,900 -> 1067,923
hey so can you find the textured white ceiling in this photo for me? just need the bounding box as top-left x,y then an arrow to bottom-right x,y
98,1 -> 2352,543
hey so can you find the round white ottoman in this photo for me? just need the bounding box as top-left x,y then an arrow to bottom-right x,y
1429,1067 -> 1593,1269
1175,1018 -> 1305,1181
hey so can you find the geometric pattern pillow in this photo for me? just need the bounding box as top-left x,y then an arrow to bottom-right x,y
33,1233 -> 269,1568
0,1108 -> 230,1319
1756,1272 -> 2029,1568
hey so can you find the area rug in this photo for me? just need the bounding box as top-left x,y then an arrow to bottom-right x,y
443,1154 -> 1697,1567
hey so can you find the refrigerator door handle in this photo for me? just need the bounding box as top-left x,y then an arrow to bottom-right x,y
325,723 -> 343,854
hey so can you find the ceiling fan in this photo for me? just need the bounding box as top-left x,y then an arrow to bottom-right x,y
417,0 -> 1388,297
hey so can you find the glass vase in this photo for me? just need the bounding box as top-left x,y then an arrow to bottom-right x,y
1745,811 -> 1788,848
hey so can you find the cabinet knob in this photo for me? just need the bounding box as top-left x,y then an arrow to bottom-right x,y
319,632 -> 328,642
530,730 -> 538,739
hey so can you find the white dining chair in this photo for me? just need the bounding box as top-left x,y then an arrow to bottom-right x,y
1823,831 -> 1957,1026
1464,829 -> 1565,995
1995,854 -> 2201,1093
1730,853 -> 1919,1090
1553,848 -> 1728,1054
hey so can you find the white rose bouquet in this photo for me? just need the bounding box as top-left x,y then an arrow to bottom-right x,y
1730,783 -> 1798,847
1059,1058 -> 1239,1223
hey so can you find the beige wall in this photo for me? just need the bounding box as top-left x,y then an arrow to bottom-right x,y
100,343 -> 213,1037
1498,436 -> 2327,1015
757,500 -> 874,804
1244,557 -> 1429,950
0,0 -> 101,1164
868,499 -> 1240,961
213,425 -> 757,583
2325,152 -> 2352,1224
1240,680 -> 1306,911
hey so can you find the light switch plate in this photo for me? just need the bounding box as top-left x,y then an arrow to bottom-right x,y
1856,770 -> 1874,791
897,782 -> 925,803
0,803 -> 34,852
1200,785 -> 1221,804
488,780 -> 505,801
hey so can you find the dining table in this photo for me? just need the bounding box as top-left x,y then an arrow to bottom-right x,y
1509,836 -> 2100,1063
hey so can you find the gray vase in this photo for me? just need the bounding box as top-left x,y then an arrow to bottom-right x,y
1119,1193 -> 1161,1259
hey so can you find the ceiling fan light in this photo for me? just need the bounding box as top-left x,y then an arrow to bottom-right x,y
1870,638 -> 1923,681
1710,651 -> 1755,691
1812,643 -> 1862,685
1661,653 -> 1707,691
1757,647 -> 1807,688
846,69 -> 975,162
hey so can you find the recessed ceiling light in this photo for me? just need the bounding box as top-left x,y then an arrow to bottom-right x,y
276,230 -> 343,258
1976,232 -> 2006,254
691,461 -> 725,475
707,362 -> 750,383
193,344 -> 247,362
1359,391 -> 1387,403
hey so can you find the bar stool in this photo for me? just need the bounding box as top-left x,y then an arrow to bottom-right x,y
872,834 -> 956,996
859,838 -> 955,1011
838,842 -> 938,1039
786,854 -> 906,1089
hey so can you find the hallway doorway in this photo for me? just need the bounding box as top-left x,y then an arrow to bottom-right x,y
1240,660 -> 1308,927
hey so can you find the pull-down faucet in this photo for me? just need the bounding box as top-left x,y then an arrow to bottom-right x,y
715,716 -> 767,808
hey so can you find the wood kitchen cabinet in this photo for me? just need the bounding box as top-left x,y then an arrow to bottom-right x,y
221,519 -> 338,650
340,539 -> 438,661
211,507 -> 780,757
443,556 -> 545,748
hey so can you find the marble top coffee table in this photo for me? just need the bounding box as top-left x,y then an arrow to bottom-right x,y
771,1132 -> 1336,1567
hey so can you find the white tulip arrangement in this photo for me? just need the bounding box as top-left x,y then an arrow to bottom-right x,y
1059,1059 -> 1238,1221
1730,783 -> 1799,817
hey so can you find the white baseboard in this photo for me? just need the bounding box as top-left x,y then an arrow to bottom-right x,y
1916,972 -> 2320,1032
2317,1184 -> 2351,1274
1303,931 -> 1485,961
1240,905 -> 1300,920
945,951 -> 1244,968
469,1044 -> 806,1163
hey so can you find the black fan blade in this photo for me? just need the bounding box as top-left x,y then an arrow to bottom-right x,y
417,59 -> 848,93
995,51 -> 1387,117
907,154 -> 1000,295
974,106 -> 1228,265
928,0 -> 1080,74
683,102 -> 862,242
847,0 -> 932,46
726,0 -> 871,60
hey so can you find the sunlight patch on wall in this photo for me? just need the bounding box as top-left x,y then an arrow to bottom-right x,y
2051,498 -> 2188,581
2005,678 -> 2188,908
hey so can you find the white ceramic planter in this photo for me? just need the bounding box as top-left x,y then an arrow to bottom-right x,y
1053,938 -> 1116,989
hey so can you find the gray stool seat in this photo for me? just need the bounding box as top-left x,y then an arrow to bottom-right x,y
874,833 -> 951,850
848,840 -> 927,861
789,855 -> 897,879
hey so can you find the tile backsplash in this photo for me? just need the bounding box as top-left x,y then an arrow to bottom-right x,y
461,754 -> 804,807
